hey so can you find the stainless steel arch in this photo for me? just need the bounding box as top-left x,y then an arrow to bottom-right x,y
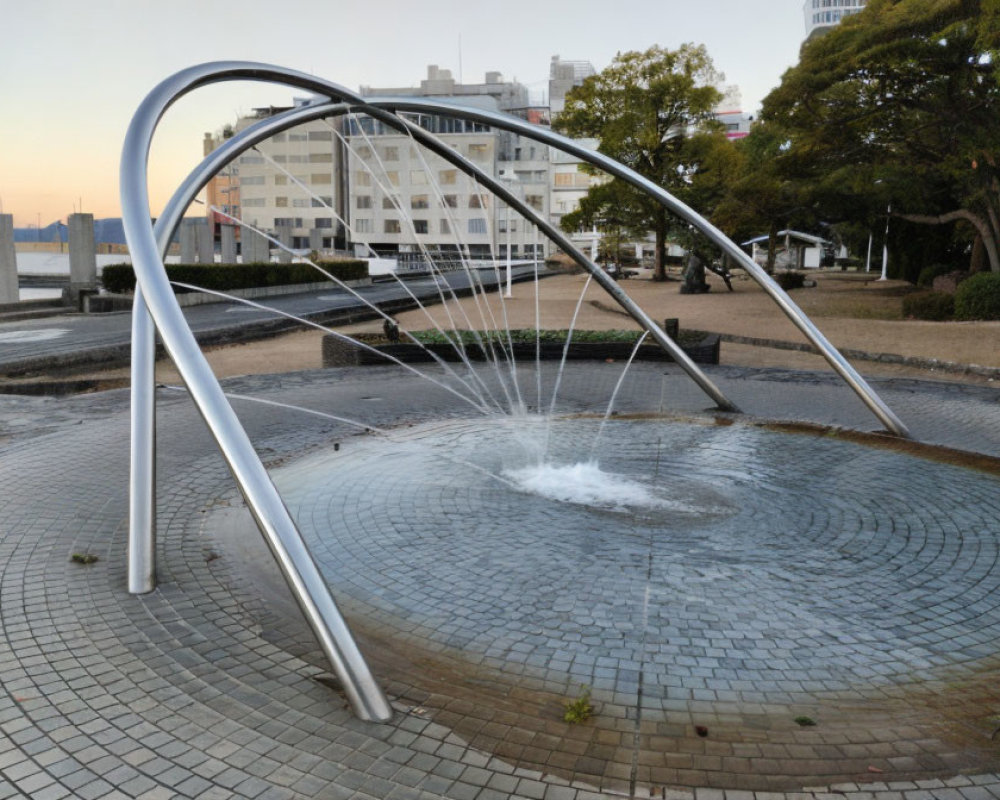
123,64 -> 394,723
124,61 -> 910,722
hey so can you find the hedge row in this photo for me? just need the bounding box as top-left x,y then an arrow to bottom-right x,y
100,260 -> 368,295
902,290 -> 955,321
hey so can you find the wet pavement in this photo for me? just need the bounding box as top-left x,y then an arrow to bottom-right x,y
1,362 -> 999,798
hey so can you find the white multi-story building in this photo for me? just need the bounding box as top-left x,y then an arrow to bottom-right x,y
804,0 -> 867,39
209,56 -> 750,264
208,108 -> 345,252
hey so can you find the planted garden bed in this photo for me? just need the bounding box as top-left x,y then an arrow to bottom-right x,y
322,328 -> 720,367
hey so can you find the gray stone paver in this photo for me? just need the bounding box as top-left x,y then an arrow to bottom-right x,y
0,363 -> 999,798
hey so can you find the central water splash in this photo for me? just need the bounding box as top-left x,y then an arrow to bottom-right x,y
503,459 -> 708,514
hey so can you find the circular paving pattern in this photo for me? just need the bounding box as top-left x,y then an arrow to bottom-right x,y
275,416 -> 1000,710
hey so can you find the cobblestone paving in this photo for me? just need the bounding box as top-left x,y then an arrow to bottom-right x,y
1,364 -> 999,798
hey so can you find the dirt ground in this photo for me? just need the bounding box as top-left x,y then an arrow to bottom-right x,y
66,269 -> 1000,388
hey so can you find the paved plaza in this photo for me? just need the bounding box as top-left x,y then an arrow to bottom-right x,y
1,362 -> 1000,798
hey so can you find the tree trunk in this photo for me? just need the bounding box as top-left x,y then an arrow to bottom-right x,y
766,221 -> 778,274
971,234 -> 988,273
896,208 -> 1000,273
653,211 -> 668,281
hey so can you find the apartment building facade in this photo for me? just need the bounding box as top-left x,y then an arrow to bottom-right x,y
804,0 -> 867,39
206,56 -> 750,263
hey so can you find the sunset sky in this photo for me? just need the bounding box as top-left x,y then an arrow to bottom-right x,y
0,0 -> 807,229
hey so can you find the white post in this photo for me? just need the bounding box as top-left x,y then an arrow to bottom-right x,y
865,233 -> 873,272
879,203 -> 890,281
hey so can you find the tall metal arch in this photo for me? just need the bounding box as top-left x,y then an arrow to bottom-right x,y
123,62 -> 910,723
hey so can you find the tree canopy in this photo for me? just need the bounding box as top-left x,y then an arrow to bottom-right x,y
761,0 -> 1000,274
554,44 -> 725,279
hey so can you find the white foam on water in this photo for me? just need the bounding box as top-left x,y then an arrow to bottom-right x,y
503,460 -> 707,513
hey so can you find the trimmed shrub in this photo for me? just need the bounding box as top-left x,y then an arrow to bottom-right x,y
100,259 -> 368,295
954,271 -> 1000,320
916,263 -> 952,288
902,290 -> 954,321
776,271 -> 806,291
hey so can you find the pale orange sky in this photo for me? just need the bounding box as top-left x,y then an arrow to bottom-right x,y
0,0 -> 807,229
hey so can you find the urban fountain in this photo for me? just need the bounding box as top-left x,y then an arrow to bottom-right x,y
122,62 -> 940,738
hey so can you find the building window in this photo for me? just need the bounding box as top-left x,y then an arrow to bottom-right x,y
355,218 -> 372,233
499,219 -> 517,233
468,218 -> 486,234
411,194 -> 429,209
383,146 -> 399,160
355,171 -> 372,187
240,155 -> 264,164
468,143 -> 490,160
469,195 -> 488,209
354,145 -> 372,159
241,175 -> 265,185
384,219 -> 401,234
356,196 -> 373,209
440,219 -> 450,234
410,170 -> 427,185
274,175 -> 287,185
311,173 -> 332,185
382,196 -> 397,210
309,152 -> 333,163
413,220 -> 428,234
275,197 -> 288,207
439,169 -> 457,185
443,194 -> 458,208
309,130 -> 333,141
526,195 -> 544,211
242,198 -> 265,207
288,132 -> 307,141
314,218 -> 333,228
554,173 -> 574,186
385,171 -> 400,186
292,198 -> 310,207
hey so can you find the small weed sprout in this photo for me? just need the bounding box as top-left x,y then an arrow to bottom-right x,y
563,685 -> 594,724
794,715 -> 817,727
70,553 -> 99,565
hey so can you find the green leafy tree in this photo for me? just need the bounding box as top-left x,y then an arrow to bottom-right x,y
762,0 -> 1000,274
711,125 -> 814,272
554,44 -> 725,280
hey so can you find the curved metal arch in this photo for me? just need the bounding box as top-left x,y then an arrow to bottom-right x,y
363,96 -> 911,439
123,61 -> 910,723
123,64 -> 394,723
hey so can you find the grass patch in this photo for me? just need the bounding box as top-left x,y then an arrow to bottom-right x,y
563,685 -> 594,724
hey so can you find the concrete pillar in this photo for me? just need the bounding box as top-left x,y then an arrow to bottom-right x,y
309,228 -> 323,253
276,225 -> 292,263
0,214 -> 21,304
220,224 -> 237,264
180,219 -> 196,262
244,228 -> 270,263
68,213 -> 97,289
0,215 -> 18,304
195,219 -> 214,263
